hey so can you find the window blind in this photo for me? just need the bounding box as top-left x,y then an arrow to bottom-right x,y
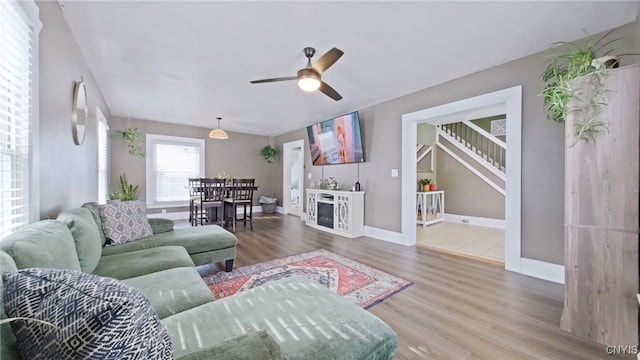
97,110 -> 109,204
0,1 -> 33,238
147,135 -> 204,206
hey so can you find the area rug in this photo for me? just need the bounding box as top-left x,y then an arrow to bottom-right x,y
202,249 -> 413,309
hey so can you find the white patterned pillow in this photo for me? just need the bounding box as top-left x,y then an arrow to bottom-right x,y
2,268 -> 173,360
99,199 -> 153,244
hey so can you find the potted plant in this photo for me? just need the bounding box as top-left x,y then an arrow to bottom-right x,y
418,178 -> 431,192
109,174 -> 139,201
540,30 -> 630,142
115,128 -> 145,157
260,145 -> 277,163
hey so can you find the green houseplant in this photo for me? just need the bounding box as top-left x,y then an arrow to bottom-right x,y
109,174 -> 139,201
418,178 -> 431,192
115,128 -> 145,158
260,145 -> 277,163
540,30 -> 625,142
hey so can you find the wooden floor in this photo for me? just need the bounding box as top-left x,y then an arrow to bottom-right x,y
203,213 -> 632,359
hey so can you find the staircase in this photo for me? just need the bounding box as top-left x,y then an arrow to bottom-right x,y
436,120 -> 506,195
440,121 -> 506,174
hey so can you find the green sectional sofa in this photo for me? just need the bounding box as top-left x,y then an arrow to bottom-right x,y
81,202 -> 237,272
0,205 -> 398,359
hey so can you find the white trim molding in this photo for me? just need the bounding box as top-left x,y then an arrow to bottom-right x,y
364,226 -> 405,245
402,86 -> 525,277
147,211 -> 189,221
520,258 -> 565,284
444,213 -> 505,229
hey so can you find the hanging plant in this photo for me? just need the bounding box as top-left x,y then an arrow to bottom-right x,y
261,145 -> 277,163
539,29 -> 636,142
115,128 -> 145,157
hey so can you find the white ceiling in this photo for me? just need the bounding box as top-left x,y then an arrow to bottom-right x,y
58,1 -> 639,136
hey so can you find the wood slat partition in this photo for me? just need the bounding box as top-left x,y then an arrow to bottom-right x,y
561,64 -> 640,346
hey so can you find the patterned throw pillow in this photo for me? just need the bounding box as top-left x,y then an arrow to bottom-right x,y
2,268 -> 173,360
99,199 -> 153,244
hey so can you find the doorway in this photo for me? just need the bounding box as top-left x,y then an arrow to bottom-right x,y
401,86 -> 522,272
282,139 -> 305,218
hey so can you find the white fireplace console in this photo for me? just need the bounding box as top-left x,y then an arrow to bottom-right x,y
306,189 -> 364,238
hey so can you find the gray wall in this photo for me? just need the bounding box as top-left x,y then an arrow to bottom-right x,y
436,148 -> 505,219
109,117 -> 277,213
274,21 -> 639,265
38,1 -> 112,219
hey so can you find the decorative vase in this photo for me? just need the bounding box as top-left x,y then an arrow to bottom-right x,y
429,183 -> 437,191
591,56 -> 619,70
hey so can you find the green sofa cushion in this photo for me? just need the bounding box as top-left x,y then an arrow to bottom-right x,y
149,218 -> 175,234
162,276 -> 398,360
101,226 -> 237,260
0,220 -> 81,271
0,251 -> 20,360
57,208 -> 103,273
93,246 -> 195,280
123,267 -> 214,319
176,330 -> 288,360
81,202 -> 108,246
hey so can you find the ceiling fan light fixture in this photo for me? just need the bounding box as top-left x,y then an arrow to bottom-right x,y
297,69 -> 321,92
209,117 -> 229,139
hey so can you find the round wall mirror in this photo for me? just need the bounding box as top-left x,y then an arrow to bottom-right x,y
72,80 -> 88,145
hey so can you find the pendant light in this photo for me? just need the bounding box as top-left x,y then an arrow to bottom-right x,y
209,117 -> 229,140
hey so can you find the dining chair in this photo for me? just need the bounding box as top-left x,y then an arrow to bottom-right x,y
193,178 -> 226,226
188,178 -> 202,226
224,178 -> 255,232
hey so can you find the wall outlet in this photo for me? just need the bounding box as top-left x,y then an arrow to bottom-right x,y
308,173 -> 312,179
391,169 -> 398,177
161,209 -> 167,214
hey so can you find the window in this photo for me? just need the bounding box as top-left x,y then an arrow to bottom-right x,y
146,134 -> 204,207
97,107 -> 109,204
0,1 -> 41,239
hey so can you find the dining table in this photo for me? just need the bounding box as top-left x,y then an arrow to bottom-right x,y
190,179 -> 259,227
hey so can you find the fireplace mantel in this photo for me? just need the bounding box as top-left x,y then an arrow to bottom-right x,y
305,189 -> 364,238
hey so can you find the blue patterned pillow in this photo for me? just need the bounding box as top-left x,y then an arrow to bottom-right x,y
99,199 -> 153,245
2,268 -> 173,360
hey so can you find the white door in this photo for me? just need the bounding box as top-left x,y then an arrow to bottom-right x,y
282,140 -> 305,218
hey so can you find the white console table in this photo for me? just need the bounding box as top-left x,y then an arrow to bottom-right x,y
417,191 -> 444,226
306,189 -> 364,238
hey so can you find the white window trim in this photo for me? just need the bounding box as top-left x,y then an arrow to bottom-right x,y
19,1 -> 42,223
96,107 -> 109,204
145,134 -> 205,208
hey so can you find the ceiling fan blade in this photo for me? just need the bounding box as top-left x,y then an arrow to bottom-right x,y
312,48 -> 344,73
319,81 -> 342,101
250,76 -> 297,84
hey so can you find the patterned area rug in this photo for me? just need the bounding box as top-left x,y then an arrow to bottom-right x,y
202,249 -> 413,309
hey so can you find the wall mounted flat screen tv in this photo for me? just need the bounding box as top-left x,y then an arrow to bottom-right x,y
307,111 -> 364,166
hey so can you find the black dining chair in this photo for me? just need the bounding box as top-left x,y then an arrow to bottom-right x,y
224,178 -> 255,232
193,178 -> 226,226
188,178 -> 203,226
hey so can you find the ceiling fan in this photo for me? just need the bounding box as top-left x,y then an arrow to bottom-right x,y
250,47 -> 344,101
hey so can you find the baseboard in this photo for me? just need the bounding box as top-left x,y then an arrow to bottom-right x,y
519,257 -> 564,284
364,226 -> 408,246
147,211 -> 189,221
444,213 -> 506,229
